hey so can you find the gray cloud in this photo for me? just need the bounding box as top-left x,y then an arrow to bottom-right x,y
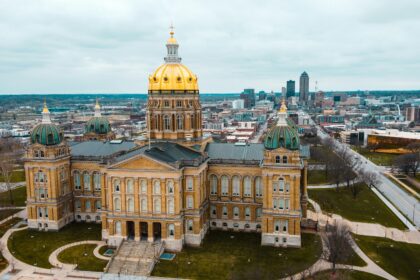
0,0 -> 419,93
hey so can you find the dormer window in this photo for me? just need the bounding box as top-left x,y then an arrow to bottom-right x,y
275,156 -> 281,163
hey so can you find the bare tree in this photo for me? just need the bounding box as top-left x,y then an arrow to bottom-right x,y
0,137 -> 22,205
394,153 -> 419,177
359,169 -> 379,190
322,223 -> 352,272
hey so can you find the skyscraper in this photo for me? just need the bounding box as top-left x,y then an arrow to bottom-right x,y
299,72 -> 309,104
240,88 -> 256,108
286,80 -> 295,98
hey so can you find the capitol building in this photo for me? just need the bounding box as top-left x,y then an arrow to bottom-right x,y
24,29 -> 309,251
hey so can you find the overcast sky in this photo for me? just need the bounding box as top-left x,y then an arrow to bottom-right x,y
1,0 -> 419,94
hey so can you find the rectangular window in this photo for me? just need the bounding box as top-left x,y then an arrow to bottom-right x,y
273,182 -> 277,192
186,177 -> 193,191
285,183 -> 290,193
285,199 -> 290,210
279,199 -> 284,210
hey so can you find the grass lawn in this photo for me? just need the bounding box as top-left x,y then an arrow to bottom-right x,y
0,252 -> 7,273
152,231 -> 322,280
308,170 -> 334,185
0,170 -> 25,183
0,217 -> 22,238
354,235 -> 420,280
351,147 -> 397,166
8,222 -> 101,268
314,269 -> 385,280
0,209 -> 21,220
308,184 -> 406,230
0,186 -> 27,207
58,244 -> 108,272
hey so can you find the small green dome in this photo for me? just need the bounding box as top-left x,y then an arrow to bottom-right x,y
264,119 -> 300,150
31,124 -> 63,146
85,117 -> 111,134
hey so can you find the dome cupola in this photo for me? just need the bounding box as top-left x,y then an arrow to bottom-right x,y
148,25 -> 199,93
264,100 -> 300,150
30,100 -> 63,146
85,99 -> 111,135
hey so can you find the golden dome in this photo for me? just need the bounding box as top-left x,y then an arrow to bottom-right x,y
148,63 -> 198,91
148,27 -> 199,92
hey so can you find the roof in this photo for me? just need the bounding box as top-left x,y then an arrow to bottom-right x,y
205,143 -> 264,162
31,123 -> 63,146
113,142 -> 206,168
70,140 -> 136,158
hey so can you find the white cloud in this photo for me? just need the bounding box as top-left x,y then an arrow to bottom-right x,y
0,0 -> 419,93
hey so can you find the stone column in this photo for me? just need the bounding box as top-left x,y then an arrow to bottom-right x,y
148,221 -> 154,242
134,222 -> 140,241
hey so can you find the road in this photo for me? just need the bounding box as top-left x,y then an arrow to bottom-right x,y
315,125 -> 420,230
250,112 -> 274,143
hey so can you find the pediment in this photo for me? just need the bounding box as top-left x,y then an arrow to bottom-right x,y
110,154 -> 175,171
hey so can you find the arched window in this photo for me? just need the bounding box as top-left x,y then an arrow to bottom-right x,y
85,200 -> 91,211
186,176 -> 193,191
187,220 -> 193,232
177,115 -> 183,129
187,196 -> 193,209
113,179 -> 120,192
127,198 -> 134,212
210,175 -> 217,195
168,198 -> 174,214
153,198 -> 161,213
285,183 -> 290,193
93,172 -> 101,191
168,224 -> 175,237
244,176 -> 251,197
275,155 -> 281,163
232,176 -> 240,196
221,175 -> 228,196
255,177 -> 262,197
279,178 -> 285,192
256,207 -> 262,218
285,199 -> 290,210
74,171 -> 81,190
164,115 -> 170,130
190,114 -> 194,129
114,197 -> 121,211
233,206 -> 239,218
83,172 -> 91,191
115,221 -> 122,235
283,156 -> 288,164
275,220 -> 280,232
96,200 -> 101,210
222,206 -> 228,217
167,180 -> 174,194
279,199 -> 284,210
141,198 -> 147,212
140,179 -> 147,194
75,200 -> 81,209
283,220 -> 288,232
153,180 -> 160,194
210,205 -> 217,217
245,207 -> 250,218
126,179 -> 134,194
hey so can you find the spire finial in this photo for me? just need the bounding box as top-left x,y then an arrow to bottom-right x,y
94,98 -> 101,117
41,98 -> 51,124
279,98 -> 287,113
169,22 -> 174,37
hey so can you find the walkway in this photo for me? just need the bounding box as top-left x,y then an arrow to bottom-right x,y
307,200 -> 420,244
48,240 -> 109,270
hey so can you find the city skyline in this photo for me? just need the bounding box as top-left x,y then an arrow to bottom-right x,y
1,0 -> 420,94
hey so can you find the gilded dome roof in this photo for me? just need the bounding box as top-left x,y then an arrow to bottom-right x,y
149,63 -> 198,91
85,117 -> 111,135
31,123 -> 63,146
148,28 -> 198,92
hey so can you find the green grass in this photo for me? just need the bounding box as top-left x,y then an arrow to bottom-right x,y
0,217 -> 22,238
308,170 -> 334,185
314,269 -> 385,280
354,235 -> 420,280
152,231 -> 322,280
0,252 -> 7,273
8,222 -> 101,268
0,186 -> 27,207
0,170 -> 25,183
308,184 -> 406,230
0,209 -> 21,220
351,147 -> 397,166
58,244 -> 108,272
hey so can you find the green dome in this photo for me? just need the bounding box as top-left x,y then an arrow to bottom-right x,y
31,124 -> 63,146
264,119 -> 300,150
85,117 -> 111,134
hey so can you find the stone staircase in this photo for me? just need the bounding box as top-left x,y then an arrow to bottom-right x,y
106,240 -> 164,276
